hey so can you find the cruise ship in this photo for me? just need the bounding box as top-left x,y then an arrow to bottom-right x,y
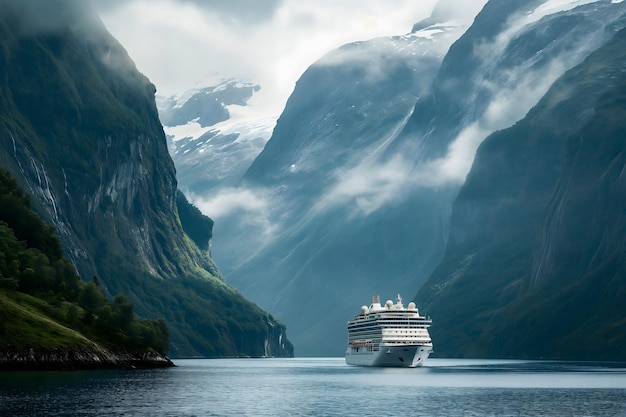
345,294 -> 433,367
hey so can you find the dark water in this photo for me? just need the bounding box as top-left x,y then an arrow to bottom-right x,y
1,358 -> 625,416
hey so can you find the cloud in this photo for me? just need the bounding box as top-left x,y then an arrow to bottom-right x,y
412,72 -> 560,188
2,0 -> 100,35
187,0 -> 283,23
430,0 -> 488,20
192,187 -> 269,220
92,0 -> 284,23
314,37 -> 411,85
94,0 -> 439,113
315,155 -> 413,217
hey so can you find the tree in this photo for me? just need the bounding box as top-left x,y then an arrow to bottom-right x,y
112,294 -> 135,332
79,282 -> 106,318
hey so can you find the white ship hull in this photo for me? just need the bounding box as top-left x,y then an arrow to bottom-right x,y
345,344 -> 432,368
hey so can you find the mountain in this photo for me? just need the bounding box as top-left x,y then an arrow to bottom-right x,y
208,0 -> 626,356
159,80 -> 261,129
415,24 -> 626,361
0,0 -> 292,358
159,80 -> 273,195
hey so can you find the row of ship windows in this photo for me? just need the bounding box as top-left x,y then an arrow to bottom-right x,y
350,320 -> 428,324
383,330 -> 427,334
349,334 -> 427,342
348,332 -> 381,339
348,324 -> 429,331
350,330 -> 426,336
348,336 -> 382,342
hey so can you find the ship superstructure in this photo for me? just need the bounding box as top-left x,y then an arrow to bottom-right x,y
345,294 -> 432,367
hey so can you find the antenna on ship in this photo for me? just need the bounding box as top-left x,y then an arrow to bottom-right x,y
397,294 -> 403,306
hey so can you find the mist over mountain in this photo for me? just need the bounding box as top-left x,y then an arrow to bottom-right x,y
0,0 -> 292,358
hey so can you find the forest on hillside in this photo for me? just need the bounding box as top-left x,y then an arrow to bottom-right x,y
0,168 -> 169,355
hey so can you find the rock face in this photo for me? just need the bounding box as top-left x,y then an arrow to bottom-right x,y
416,25 -> 626,361
0,347 -> 174,371
0,0 -> 292,358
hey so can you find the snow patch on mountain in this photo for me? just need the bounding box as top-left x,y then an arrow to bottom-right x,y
158,80 -> 277,195
164,104 -> 275,146
410,20 -> 465,40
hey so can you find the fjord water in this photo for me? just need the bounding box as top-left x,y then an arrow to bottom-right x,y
1,359 -> 625,416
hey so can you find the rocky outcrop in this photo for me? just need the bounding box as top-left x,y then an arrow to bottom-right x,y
0,347 -> 174,371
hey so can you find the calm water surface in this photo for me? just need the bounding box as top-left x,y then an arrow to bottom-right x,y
1,358 -> 625,416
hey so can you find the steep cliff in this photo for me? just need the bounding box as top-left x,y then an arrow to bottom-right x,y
417,25 -> 626,361
0,0 -> 292,358
0,168 -> 174,370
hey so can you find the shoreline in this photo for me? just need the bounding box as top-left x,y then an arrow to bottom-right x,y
0,347 -> 175,371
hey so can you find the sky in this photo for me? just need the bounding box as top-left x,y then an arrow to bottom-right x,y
93,0 -> 439,116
